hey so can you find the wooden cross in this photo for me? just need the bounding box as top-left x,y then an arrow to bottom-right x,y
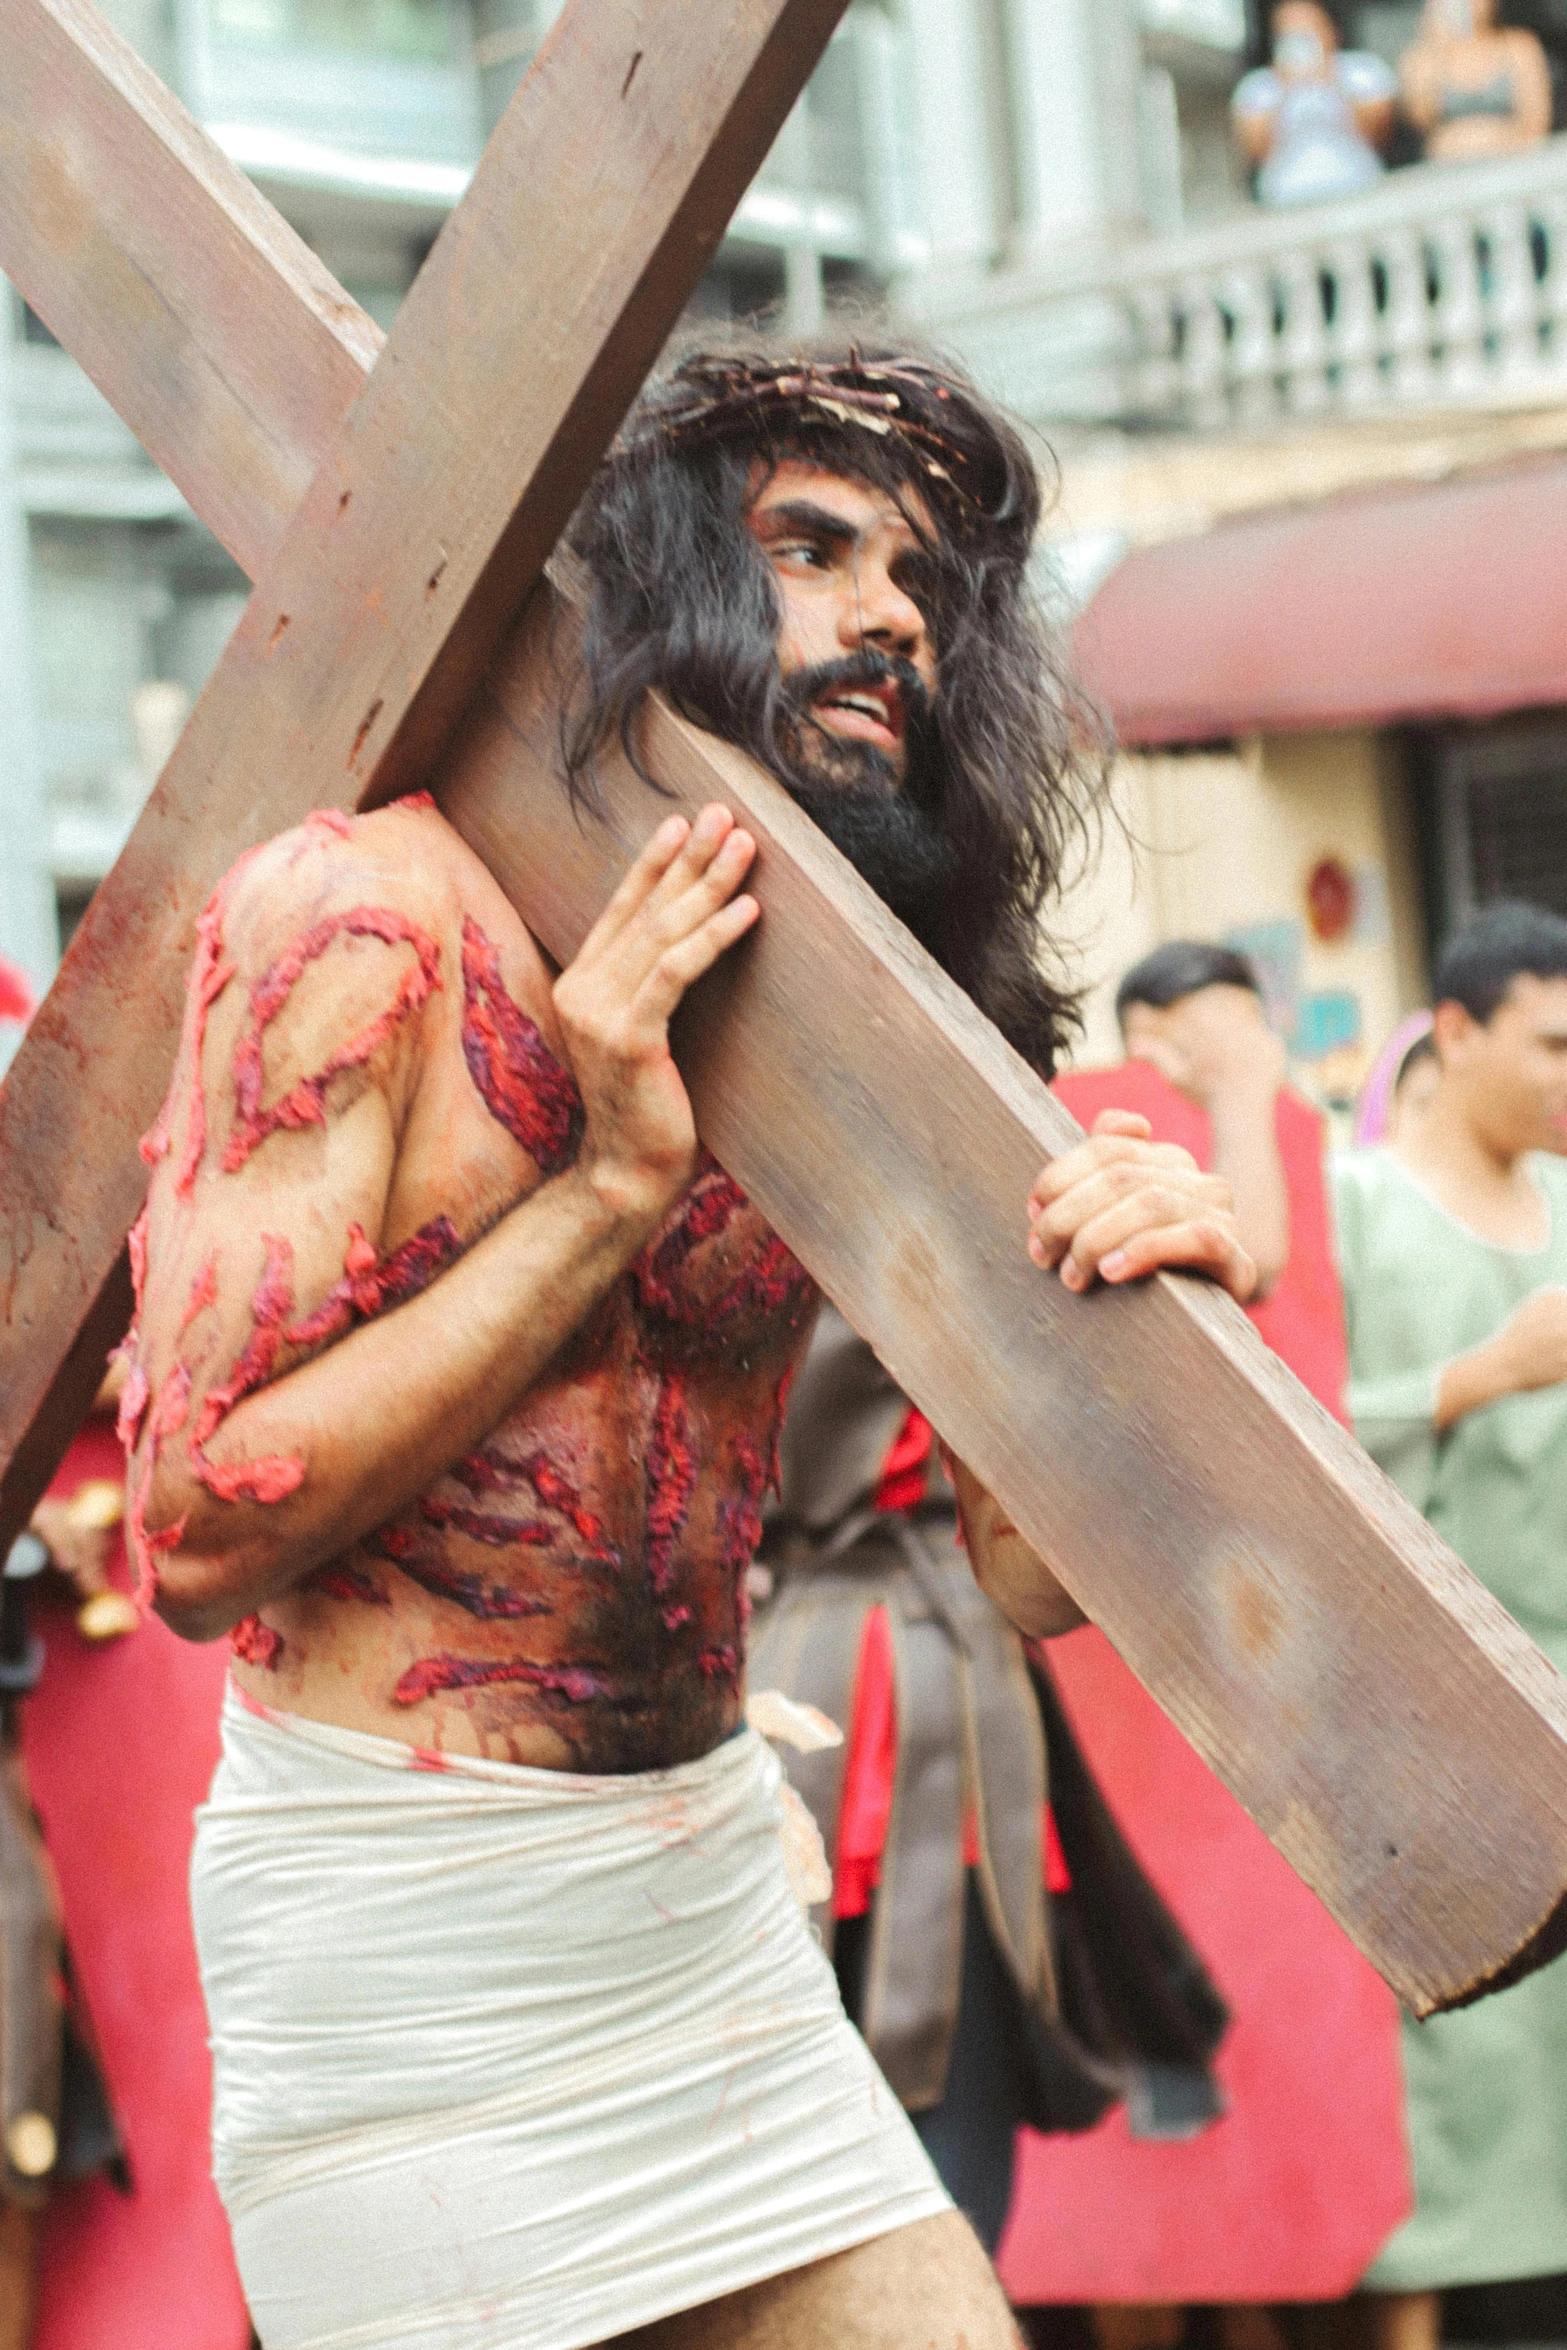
1,0 -> 1565,2021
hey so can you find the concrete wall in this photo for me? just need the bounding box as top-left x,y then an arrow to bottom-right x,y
1051,729 -> 1429,1123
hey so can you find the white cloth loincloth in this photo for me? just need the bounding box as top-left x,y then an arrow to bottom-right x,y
192,1686 -> 949,2350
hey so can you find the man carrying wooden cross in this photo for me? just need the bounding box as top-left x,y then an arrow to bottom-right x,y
129,339 -> 1254,2350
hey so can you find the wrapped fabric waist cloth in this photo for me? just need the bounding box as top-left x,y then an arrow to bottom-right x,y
192,1686 -> 949,2350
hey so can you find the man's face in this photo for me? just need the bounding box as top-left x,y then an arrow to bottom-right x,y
1437,974 -> 1567,1158
743,457 -> 958,950
746,460 -> 937,788
1121,983 -> 1281,1109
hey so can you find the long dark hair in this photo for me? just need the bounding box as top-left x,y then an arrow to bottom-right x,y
564,333 -> 1110,1075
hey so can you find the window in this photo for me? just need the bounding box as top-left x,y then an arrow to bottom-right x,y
207,0 -> 459,64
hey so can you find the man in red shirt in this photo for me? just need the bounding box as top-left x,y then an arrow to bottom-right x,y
1031,941 -> 1410,2324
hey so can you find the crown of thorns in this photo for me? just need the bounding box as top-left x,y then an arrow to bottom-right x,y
619,353 -> 1009,521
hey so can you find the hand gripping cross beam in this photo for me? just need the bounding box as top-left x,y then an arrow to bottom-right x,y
1,0 -> 1566,2017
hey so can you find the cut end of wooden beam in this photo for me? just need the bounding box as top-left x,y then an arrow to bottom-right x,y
1427,1890 -> 1567,2018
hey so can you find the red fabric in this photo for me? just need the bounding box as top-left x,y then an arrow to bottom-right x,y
874,1407 -> 934,1515
1073,450 -> 1567,746
833,1416 -> 1065,1914
22,1420 -> 249,2350
987,1065 -> 1407,2303
834,1603 -> 898,1919
1053,1060 -> 1349,1421
0,958 -> 36,1025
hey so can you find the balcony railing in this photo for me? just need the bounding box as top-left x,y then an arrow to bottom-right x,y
935,134 -> 1567,431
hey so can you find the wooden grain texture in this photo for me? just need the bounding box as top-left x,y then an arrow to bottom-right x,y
0,0 -> 848,1541
0,0 -> 381,580
6,0 -> 1567,2015
432,577 -> 1567,2018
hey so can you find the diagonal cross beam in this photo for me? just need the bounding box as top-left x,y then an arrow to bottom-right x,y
3,0 -> 1567,2020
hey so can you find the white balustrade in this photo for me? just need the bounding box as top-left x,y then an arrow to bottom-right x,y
932,134 -> 1567,427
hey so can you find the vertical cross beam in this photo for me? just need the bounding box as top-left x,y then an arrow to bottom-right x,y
5,0 -> 1567,2018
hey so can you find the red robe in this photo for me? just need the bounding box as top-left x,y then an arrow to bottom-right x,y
993,1061 -> 1409,2303
21,1416 -> 248,2350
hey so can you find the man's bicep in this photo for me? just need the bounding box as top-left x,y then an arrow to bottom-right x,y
131,837 -> 444,1492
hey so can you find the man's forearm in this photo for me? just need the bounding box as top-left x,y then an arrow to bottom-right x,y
1207,1080 -> 1290,1299
1435,1339 -> 1512,1433
149,1166 -> 655,1635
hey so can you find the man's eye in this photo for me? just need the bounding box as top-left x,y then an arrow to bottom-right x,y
774,539 -> 827,570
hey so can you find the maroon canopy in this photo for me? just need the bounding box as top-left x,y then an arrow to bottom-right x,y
1071,451 -> 1567,747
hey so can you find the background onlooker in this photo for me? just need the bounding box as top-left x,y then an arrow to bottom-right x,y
1018,942 -> 1408,2329
1336,901 -> 1567,2350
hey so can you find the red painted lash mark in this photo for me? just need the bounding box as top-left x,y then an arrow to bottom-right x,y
417,1497 -> 554,1549
630,1161 -> 812,1330
716,1432 -> 767,1639
127,1209 -> 149,1318
139,844 -> 269,1178
126,1362 -> 193,1615
188,1232 -> 305,1506
367,1522 -> 417,1560
396,1553 -> 553,1620
180,1254 -> 220,1336
230,1614 -> 283,1670
645,1370 -> 696,1630
308,1563 -> 391,1607
393,791 -> 436,814
172,899 -> 238,1199
116,1356 -> 149,1454
769,1365 -> 796,1501
453,1444 -> 614,1557
284,1215 -> 462,1349
223,906 -> 441,1176
698,1644 -> 738,1683
392,1654 -> 609,1707
196,1449 -> 305,1508
305,807 -> 353,841
459,916 -> 583,1175
410,1746 -> 451,1772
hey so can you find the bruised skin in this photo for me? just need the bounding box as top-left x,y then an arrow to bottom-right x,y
129,798 -> 817,1773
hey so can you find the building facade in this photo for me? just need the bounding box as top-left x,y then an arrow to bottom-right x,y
8,0 -> 1567,1108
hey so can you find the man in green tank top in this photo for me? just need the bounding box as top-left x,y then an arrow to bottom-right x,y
1336,900 -> 1567,2350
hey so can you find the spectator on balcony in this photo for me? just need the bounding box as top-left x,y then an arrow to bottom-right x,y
1400,0 -> 1551,165
1232,2 -> 1397,208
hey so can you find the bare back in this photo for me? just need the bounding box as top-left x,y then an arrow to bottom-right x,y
129,797 -> 817,1772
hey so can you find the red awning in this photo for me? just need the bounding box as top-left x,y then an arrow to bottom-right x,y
1070,451 -> 1567,747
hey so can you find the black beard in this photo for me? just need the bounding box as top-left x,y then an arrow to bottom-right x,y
775,654 -> 958,957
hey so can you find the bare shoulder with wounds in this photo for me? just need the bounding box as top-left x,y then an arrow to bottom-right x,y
126,797 -> 819,1772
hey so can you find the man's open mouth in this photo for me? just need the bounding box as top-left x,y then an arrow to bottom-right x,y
813,681 -> 904,749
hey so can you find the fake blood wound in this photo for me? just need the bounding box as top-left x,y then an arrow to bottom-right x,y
459,916 -> 583,1174
284,1215 -> 462,1349
418,1498 -> 554,1548
224,905 -> 441,1175
644,1371 -> 696,1630
393,1654 -> 609,1707
230,1614 -> 283,1670
308,1563 -> 390,1607
188,1232 -> 305,1505
126,1360 -> 193,1613
180,1254 -> 220,1335
631,1159 -> 812,1329
395,1554 -> 553,1620
453,1443 -> 616,1561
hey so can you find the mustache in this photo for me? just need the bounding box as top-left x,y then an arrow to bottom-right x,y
780,650 -> 934,752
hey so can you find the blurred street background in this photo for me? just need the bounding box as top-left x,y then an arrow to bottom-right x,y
8,0 -> 1567,1125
